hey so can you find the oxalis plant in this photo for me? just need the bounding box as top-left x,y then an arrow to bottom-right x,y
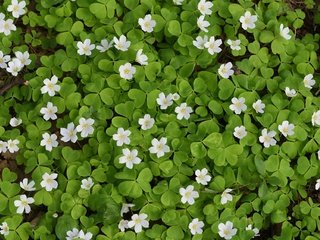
0,0 -> 319,239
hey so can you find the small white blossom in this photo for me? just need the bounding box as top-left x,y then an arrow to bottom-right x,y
0,51 -> 10,69
6,58 -> 23,76
138,114 -> 155,130
7,139 -> 19,153
40,75 -> 60,97
138,14 -> 156,33
0,19 -> 16,36
218,221 -> 237,240
195,168 -> 211,185
96,39 -> 113,52
40,133 -> 58,151
40,172 -> 58,191
77,39 -> 95,56
285,87 -> 297,97
20,178 -> 35,191
40,102 -> 58,121
233,126 -> 247,140
9,117 -> 22,127
318,150 -> 320,160
128,213 -> 149,233
304,74 -> 315,89
172,93 -> 180,101
179,185 -> 199,205
173,0 -> 184,5
118,219 -> 129,232
120,203 -> 135,216
66,228 -> 79,240
81,177 -> 94,191
175,103 -> 193,120
279,24 -> 291,40
76,118 -> 95,138
60,123 -> 78,143
221,188 -> 233,205
156,92 -> 173,110
136,49 -> 148,65
78,230 -> 93,240
312,110 -> 320,126
149,137 -> 170,158
119,63 -> 136,80
14,194 -> 34,214
113,128 -> 131,146
218,62 -> 234,79
15,51 -> 31,66
119,148 -> 141,169
7,0 -> 26,18
0,141 -> 7,153
204,36 -> 222,55
198,0 -> 213,16
197,15 -> 210,32
316,179 -> 320,190
113,35 -> 131,51
227,39 -> 241,51
259,129 -> 277,148
240,11 -> 258,30
229,97 -> 247,114
189,218 -> 204,235
193,35 -> 208,49
252,99 -> 265,114
246,224 -> 260,237
0,222 -> 9,236
278,120 -> 294,137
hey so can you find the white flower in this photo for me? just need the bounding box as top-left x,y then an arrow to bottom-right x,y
246,224 -> 260,237
0,141 -> 7,153
175,103 -> 193,120
227,39 -> 241,51
240,11 -> 258,30
40,75 -> 60,96
15,51 -> 31,66
0,19 -> 16,36
40,172 -> 58,191
197,0 -> 213,15
193,35 -> 208,49
218,221 -> 237,240
195,168 -> 211,185
316,179 -> 320,190
138,114 -> 155,130
14,194 -> 34,214
204,36 -> 222,55
81,177 -> 94,190
6,58 -> 23,76
173,0 -> 184,5
113,35 -> 131,51
279,24 -> 291,40
304,74 -> 315,89
278,120 -> 294,137
149,137 -> 170,158
285,87 -> 297,97
189,218 -> 204,235
229,97 -> 247,114
0,222 -> 9,236
40,102 -> 58,121
76,118 -> 95,137
66,228 -> 79,240
40,133 -> 58,151
119,63 -> 136,80
7,0 -> 26,18
119,148 -> 141,169
156,92 -> 173,110
120,203 -> 135,216
77,39 -> 95,56
7,139 -> 19,153
128,213 -> 149,233
252,99 -> 265,114
19,178 -> 35,191
9,117 -> 22,127
259,128 -> 277,148
60,123 -> 78,143
218,62 -> 234,79
78,230 -> 93,240
138,14 -> 156,33
221,188 -> 233,205
136,49 -> 148,66
312,110 -> 320,126
113,128 -> 131,146
318,150 -> 320,161
96,39 -> 113,52
172,93 -> 180,101
118,219 -> 129,232
233,126 -> 247,140
179,185 -> 199,205
0,51 -> 11,69
197,15 -> 210,32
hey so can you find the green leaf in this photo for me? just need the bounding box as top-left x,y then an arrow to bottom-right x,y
228,4 -> 244,20
167,20 -> 181,36
203,132 -> 223,148
218,79 -> 235,100
55,215 -> 77,239
259,30 -> 275,43
89,3 -> 107,19
128,89 -> 146,108
124,0 -> 139,10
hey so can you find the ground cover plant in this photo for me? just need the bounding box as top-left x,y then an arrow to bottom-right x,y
0,0 -> 320,239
